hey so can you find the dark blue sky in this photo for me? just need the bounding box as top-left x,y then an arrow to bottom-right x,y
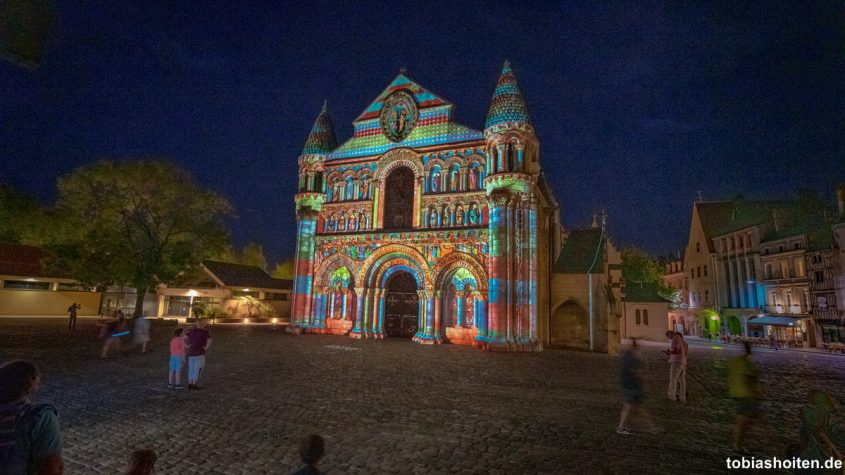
2,1 -> 843,265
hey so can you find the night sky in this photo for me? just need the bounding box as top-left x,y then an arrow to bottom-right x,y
2,1 -> 843,265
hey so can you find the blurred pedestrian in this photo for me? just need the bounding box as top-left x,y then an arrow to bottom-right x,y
131,314 -> 150,353
168,328 -> 186,389
665,330 -> 687,402
125,448 -> 157,475
0,360 -> 64,475
617,339 -> 643,435
67,303 -> 80,332
185,320 -> 212,390
100,316 -> 126,359
728,342 -> 763,455
292,434 -> 325,474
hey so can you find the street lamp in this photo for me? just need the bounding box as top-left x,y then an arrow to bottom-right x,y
187,289 -> 198,320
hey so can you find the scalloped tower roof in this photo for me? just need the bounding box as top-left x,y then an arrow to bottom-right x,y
485,61 -> 531,129
301,102 -> 338,156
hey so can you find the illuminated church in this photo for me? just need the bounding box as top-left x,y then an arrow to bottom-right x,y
289,62 -> 622,352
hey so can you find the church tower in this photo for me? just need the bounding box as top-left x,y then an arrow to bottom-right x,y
481,61 -> 542,350
290,102 -> 337,332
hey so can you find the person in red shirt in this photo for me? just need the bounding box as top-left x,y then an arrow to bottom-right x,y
184,320 -> 212,390
168,328 -> 186,389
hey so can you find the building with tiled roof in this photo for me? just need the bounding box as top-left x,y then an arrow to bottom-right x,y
153,260 -> 292,320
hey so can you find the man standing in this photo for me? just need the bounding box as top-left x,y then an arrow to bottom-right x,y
185,320 -> 212,390
665,330 -> 687,402
0,360 -> 64,474
67,303 -> 80,332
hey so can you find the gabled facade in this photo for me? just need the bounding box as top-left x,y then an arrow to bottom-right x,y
289,63 -> 561,351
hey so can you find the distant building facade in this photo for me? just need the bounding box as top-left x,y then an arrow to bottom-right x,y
0,244 -> 100,317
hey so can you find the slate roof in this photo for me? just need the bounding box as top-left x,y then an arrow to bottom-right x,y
0,244 -> 67,279
301,102 -> 338,156
624,283 -> 672,303
553,229 -> 604,274
485,61 -> 530,129
201,260 -> 292,290
695,200 -> 787,252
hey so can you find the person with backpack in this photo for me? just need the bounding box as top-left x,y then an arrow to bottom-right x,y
0,360 -> 64,475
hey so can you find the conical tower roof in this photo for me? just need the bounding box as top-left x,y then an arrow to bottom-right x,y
301,101 -> 338,156
485,61 -> 531,129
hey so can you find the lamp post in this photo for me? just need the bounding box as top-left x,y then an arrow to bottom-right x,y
187,289 -> 198,320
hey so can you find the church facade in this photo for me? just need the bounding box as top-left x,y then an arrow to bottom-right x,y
289,62 -> 570,351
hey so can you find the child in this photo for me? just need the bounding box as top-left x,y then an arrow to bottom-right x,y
168,328 -> 186,389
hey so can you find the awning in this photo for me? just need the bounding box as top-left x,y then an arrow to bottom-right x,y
747,316 -> 805,327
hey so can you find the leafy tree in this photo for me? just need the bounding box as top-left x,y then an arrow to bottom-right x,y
0,185 -> 50,245
621,246 -> 679,305
239,242 -> 267,270
51,160 -> 233,317
271,258 -> 295,279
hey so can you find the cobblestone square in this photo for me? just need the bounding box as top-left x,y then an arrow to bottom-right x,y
1,318 -> 844,474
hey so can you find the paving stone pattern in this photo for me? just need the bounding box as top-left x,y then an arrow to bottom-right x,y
1,319 -> 843,474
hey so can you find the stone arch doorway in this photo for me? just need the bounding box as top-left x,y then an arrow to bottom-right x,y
384,271 -> 419,338
383,166 -> 415,230
550,300 -> 589,349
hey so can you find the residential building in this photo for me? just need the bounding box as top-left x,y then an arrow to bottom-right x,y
621,283 -> 671,342
663,259 -> 691,334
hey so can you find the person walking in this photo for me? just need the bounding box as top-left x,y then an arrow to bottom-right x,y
168,328 -> 186,389
131,314 -> 150,354
100,316 -> 126,359
0,360 -> 64,475
787,390 -> 843,472
291,434 -> 325,474
67,303 -> 80,332
728,342 -> 763,455
616,339 -> 644,435
185,320 -> 212,390
665,330 -> 687,402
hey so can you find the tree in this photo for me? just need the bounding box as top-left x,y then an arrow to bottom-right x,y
621,246 -> 679,305
0,185 -> 51,245
271,258 -> 295,279
51,160 -> 233,317
239,242 -> 267,270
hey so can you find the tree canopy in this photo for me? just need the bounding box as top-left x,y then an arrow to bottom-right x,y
271,258 -> 295,279
51,160 -> 233,315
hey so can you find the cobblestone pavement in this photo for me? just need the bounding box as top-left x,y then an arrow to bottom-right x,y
1,318 -> 844,474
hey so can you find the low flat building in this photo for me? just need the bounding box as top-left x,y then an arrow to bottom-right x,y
0,244 -> 100,317
155,260 -> 292,320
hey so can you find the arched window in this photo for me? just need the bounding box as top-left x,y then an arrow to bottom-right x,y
643,309 -> 649,325
635,309 -> 641,325
383,167 -> 415,230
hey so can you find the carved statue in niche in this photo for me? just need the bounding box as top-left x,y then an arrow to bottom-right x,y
431,172 -> 440,192
441,206 -> 450,226
359,179 -> 368,199
333,181 -> 341,201
349,213 -> 357,231
345,180 -> 354,201
468,204 -> 479,225
429,208 -> 437,227
456,206 -> 464,225
469,167 -> 478,189
380,90 -> 418,142
358,212 -> 365,230
449,170 -> 458,191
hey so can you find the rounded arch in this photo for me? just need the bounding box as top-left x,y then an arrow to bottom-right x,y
550,298 -> 589,348
358,244 -> 431,289
432,252 -> 487,291
374,148 -> 423,180
423,157 -> 446,172
314,253 -> 358,289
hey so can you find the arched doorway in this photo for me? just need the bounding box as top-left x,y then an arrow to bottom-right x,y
384,271 -> 419,338
728,316 -> 742,336
550,300 -> 589,348
384,166 -> 415,230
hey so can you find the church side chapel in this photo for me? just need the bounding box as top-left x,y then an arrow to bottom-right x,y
289,62 -> 621,352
